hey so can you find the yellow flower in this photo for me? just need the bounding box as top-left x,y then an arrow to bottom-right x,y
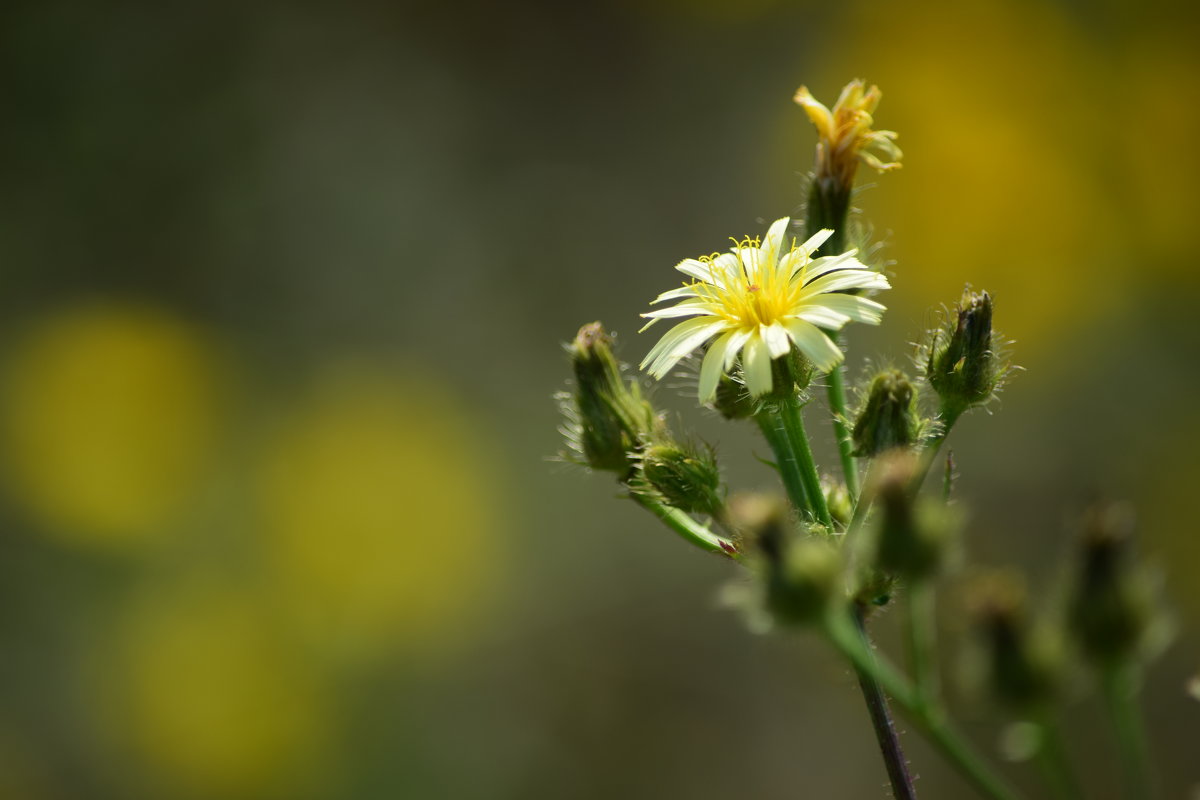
794,79 -> 902,186
640,217 -> 889,402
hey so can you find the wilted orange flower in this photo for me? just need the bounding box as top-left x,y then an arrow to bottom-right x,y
794,79 -> 902,188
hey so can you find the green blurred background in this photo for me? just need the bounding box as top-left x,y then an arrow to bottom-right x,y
1,0 -> 1198,797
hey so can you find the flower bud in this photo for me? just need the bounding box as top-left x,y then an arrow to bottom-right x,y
767,537 -> 842,626
967,571 -> 1062,710
926,290 -> 1003,420
824,480 -> 852,529
768,348 -> 815,399
852,369 -> 921,457
713,372 -> 757,420
727,491 -> 791,564
564,322 -> 663,474
869,452 -> 956,581
639,442 -> 723,517
1068,503 -> 1165,665
853,567 -> 897,612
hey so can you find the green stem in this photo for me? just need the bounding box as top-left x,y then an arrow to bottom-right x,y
942,449 -> 955,504
755,413 -> 811,515
853,605 -> 918,800
774,395 -> 833,528
825,351 -> 861,500
628,492 -> 739,559
805,178 -> 860,505
1033,716 -> 1084,800
824,608 -> 1022,800
759,396 -> 916,798
911,409 -> 961,497
1102,662 -> 1154,800
906,581 -> 940,705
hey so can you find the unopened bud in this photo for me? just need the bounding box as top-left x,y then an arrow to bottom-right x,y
713,373 -> 757,420
852,369 -> 921,457
565,322 -> 663,474
1068,503 -> 1164,665
824,480 -> 852,529
768,537 -> 842,625
968,571 -> 1062,709
870,452 -> 955,581
853,567 -> 897,612
640,442 -> 723,516
926,290 -> 1002,420
727,492 -> 791,564
772,348 -> 815,397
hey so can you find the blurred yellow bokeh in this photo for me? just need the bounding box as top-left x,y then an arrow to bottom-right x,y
0,304 -> 225,549
95,578 -> 331,798
790,0 -> 1200,352
255,362 -> 503,659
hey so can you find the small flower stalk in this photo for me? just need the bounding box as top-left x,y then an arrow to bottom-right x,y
554,76 -> 1167,800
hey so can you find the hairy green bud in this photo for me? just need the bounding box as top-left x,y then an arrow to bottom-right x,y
767,537 -> 842,625
926,290 -> 1002,420
852,369 -> 921,457
968,571 -> 1062,710
772,348 -> 815,397
640,442 -> 723,516
824,480 -> 852,529
565,322 -> 663,475
713,372 -> 757,420
1068,503 -> 1164,665
727,492 -> 791,564
870,452 -> 956,581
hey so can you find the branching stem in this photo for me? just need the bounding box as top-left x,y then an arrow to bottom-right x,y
628,492 -> 740,559
823,607 -> 1023,800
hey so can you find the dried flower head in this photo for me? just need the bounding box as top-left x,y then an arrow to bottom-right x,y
794,79 -> 902,188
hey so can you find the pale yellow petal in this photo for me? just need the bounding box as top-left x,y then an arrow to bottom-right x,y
784,320 -> 843,373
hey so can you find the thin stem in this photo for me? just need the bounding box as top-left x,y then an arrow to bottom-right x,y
774,395 -> 833,528
628,492 -> 740,559
1033,716 -> 1085,800
853,605 -> 918,800
906,581 -> 940,706
754,413 -> 811,515
942,449 -> 955,504
1102,662 -> 1154,800
911,409 -> 961,497
824,608 -> 1023,800
804,180 -> 860,504
758,398 -> 916,798
825,353 -> 861,500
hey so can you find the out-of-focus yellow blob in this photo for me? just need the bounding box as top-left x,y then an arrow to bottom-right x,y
1117,31 -> 1200,265
255,363 -> 501,658
100,580 -> 329,797
804,0 -> 1127,354
1,304 -> 224,548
